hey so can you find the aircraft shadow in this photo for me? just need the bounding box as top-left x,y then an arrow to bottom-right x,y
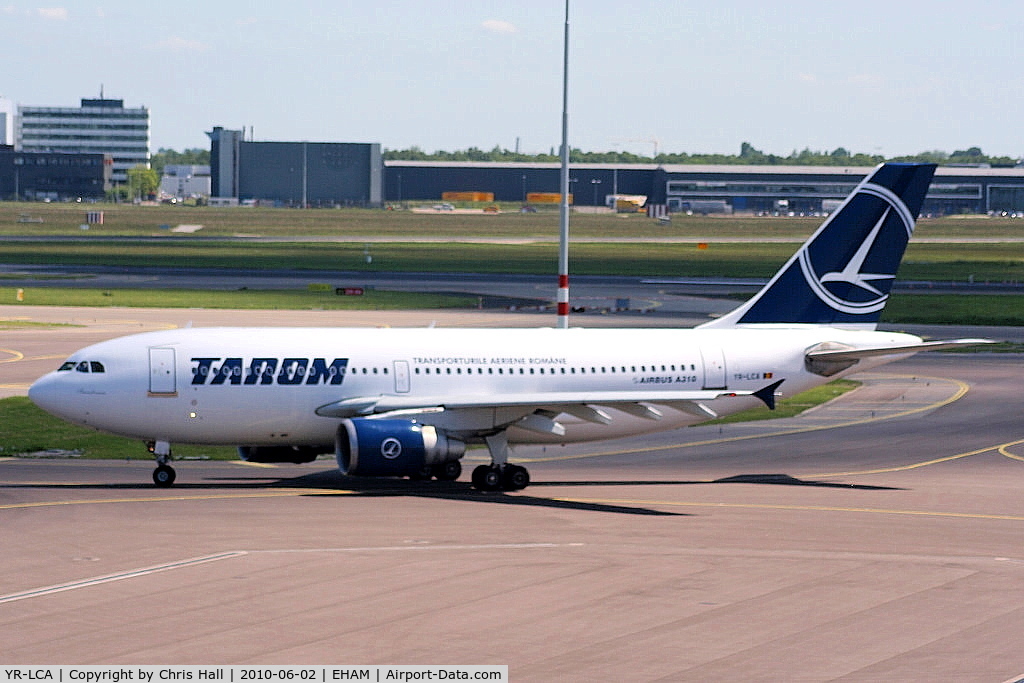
530,473 -> 903,492
1,468 -> 899,515
276,471 -> 682,516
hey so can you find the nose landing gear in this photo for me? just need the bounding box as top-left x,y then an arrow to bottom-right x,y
147,440 -> 176,487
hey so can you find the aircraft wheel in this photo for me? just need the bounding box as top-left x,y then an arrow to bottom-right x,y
433,460 -> 462,481
502,464 -> 530,491
472,465 -> 502,491
153,465 -> 176,487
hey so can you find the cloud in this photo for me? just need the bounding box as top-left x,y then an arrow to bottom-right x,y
482,19 -> 517,34
155,36 -> 208,52
37,7 -> 68,20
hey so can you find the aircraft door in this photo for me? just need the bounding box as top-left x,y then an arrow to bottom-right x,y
699,347 -> 727,389
149,347 -> 177,395
393,360 -> 410,393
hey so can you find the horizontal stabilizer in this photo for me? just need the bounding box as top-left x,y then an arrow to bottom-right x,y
804,338 -> 993,377
806,338 -> 994,362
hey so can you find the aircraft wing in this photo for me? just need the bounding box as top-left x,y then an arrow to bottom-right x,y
315,379 -> 785,427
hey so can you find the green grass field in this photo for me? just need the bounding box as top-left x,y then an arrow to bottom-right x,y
703,379 -> 859,424
4,200 -> 1024,325
6,239 -> 1024,282
5,200 -> 1024,239
0,287 -> 476,310
0,396 -> 237,460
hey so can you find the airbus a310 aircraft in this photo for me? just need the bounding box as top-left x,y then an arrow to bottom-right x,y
29,163 -> 985,490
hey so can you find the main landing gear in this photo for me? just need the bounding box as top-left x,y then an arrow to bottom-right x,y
409,460 -> 463,482
471,432 -> 531,492
147,440 -> 176,487
471,463 -> 530,492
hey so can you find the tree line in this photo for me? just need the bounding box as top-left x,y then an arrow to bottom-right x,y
382,142 -> 1018,167
146,143 -> 1018,173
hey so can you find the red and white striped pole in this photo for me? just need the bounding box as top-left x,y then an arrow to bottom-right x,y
557,273 -> 569,322
556,0 -> 570,329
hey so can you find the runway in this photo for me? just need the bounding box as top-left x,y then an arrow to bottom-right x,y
2,306 -> 1024,679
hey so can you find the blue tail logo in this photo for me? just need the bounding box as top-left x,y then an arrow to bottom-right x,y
702,163 -> 936,328
799,181 -> 916,315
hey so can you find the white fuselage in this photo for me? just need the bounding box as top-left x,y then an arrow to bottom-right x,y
28,325 -> 920,449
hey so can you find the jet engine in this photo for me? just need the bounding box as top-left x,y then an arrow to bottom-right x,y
335,418 -> 465,477
238,445 -> 324,464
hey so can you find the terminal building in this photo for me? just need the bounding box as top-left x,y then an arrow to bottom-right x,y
383,161 -> 1024,215
208,127 -> 383,207
15,96 -> 150,184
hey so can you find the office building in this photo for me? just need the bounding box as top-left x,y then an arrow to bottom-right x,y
16,96 -> 150,184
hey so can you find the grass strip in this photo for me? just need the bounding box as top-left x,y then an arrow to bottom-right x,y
703,379 -> 860,425
882,294 -> 1024,326
6,239 -> 1024,281
0,396 -> 238,461
0,287 -> 476,310
4,201 -> 1024,238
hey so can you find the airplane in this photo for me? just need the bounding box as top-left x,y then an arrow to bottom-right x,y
28,163 -> 988,491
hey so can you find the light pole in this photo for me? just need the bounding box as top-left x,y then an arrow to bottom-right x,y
556,0 -> 570,329
591,178 -> 602,207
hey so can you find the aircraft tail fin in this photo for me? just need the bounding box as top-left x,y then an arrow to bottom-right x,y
700,163 -> 936,329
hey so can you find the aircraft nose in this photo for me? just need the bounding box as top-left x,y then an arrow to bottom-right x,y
28,373 -> 64,417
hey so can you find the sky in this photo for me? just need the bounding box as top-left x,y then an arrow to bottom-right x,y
2,1 -> 1022,158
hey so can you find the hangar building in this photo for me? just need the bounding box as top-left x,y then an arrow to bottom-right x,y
383,161 -> 1024,215
208,127 -> 383,207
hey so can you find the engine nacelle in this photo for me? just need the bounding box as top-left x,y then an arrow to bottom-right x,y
238,445 -> 324,464
335,418 -> 465,477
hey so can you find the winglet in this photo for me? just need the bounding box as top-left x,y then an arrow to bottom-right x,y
753,379 -> 785,410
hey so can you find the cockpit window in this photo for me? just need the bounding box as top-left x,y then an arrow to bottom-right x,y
59,360 -> 106,373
